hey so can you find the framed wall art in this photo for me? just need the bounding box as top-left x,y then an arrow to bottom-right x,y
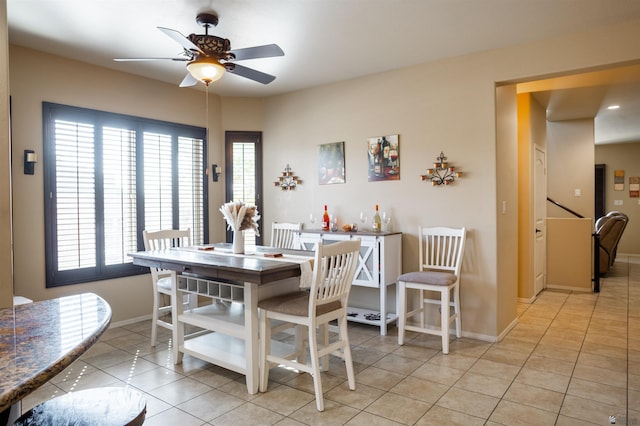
318,141 -> 345,185
630,176 -> 639,198
367,134 -> 399,182
614,169 -> 625,190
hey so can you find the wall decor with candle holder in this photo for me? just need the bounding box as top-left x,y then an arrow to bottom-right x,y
274,164 -> 301,190
420,152 -> 462,186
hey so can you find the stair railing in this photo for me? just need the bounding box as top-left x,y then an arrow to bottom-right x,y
546,197 -> 599,292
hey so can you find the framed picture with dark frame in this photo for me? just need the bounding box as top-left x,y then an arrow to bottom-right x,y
318,141 -> 346,185
368,134 -> 399,181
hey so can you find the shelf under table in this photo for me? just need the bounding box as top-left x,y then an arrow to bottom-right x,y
179,302 -> 245,338
346,306 -> 397,327
180,332 -> 247,375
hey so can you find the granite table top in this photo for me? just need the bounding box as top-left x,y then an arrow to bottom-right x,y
0,293 -> 112,412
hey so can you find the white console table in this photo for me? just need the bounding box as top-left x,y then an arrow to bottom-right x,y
297,230 -> 402,335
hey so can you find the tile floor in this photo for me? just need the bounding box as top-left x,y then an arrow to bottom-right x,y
22,255 -> 640,425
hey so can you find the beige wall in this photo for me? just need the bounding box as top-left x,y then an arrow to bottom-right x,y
0,0 -> 12,308
547,119 -> 595,220
547,218 -> 593,290
257,20 -> 640,339
495,85 -> 519,336
8,46 -> 228,322
7,18 -> 640,337
595,141 -> 640,254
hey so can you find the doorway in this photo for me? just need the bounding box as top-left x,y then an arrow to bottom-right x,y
225,131 -> 263,247
595,164 -> 606,221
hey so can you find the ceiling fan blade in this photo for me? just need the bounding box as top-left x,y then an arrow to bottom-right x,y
228,44 -> 284,61
158,27 -> 204,54
114,57 -> 190,62
179,73 -> 198,87
226,63 -> 276,84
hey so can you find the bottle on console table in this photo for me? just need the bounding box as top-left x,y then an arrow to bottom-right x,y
372,204 -> 382,233
322,205 -> 330,231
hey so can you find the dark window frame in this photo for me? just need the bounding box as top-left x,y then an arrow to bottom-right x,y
43,102 -> 209,287
224,131 -> 263,246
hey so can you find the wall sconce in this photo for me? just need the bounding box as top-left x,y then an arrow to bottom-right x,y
211,164 -> 221,182
420,152 -> 462,186
24,150 -> 37,175
274,164 -> 301,190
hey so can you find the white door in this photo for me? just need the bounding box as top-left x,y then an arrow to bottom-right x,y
534,145 -> 547,295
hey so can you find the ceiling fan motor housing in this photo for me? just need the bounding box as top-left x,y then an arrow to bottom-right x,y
188,34 -> 231,57
196,12 -> 219,28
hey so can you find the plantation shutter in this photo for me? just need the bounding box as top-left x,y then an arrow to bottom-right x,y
178,136 -> 205,244
103,126 -> 137,266
231,142 -> 258,247
54,120 -> 97,271
143,132 -> 174,232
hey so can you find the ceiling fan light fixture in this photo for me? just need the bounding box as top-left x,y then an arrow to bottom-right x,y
187,57 -> 225,85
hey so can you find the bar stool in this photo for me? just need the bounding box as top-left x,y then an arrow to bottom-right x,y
13,387 -> 146,426
397,226 -> 467,354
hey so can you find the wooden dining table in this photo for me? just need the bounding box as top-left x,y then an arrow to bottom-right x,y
129,243 -> 314,394
0,293 -> 112,424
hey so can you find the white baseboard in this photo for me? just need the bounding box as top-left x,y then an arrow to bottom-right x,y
461,330 -> 499,343
518,295 -> 536,304
546,284 -> 592,293
405,320 -> 499,343
495,317 -> 519,342
110,314 -> 152,328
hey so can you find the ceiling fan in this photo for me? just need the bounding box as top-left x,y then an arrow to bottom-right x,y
114,11 -> 284,87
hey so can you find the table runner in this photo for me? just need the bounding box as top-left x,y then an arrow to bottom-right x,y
184,246 -> 314,288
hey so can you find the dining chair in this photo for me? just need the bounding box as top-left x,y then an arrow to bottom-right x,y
259,239 -> 361,411
270,221 -> 302,249
142,228 -> 192,347
397,226 -> 466,354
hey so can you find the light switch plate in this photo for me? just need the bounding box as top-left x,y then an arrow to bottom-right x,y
614,200 -> 623,206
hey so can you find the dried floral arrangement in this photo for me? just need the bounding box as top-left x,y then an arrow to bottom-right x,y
220,201 -> 260,236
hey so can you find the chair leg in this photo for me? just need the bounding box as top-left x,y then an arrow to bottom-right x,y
440,289 -> 450,354
308,323 -> 324,411
398,281 -> 406,345
259,314 -> 271,392
320,323 -> 329,371
294,324 -> 307,365
420,289 -> 426,329
453,284 -> 461,338
151,292 -> 160,347
338,316 -> 356,390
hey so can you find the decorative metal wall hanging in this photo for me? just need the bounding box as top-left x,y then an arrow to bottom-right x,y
420,152 -> 462,186
274,164 -> 301,190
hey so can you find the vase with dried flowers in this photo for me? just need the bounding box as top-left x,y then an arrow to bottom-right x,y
220,201 -> 260,254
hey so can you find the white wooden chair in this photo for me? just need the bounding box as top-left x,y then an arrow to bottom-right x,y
397,226 -> 466,354
270,222 -> 302,249
142,228 -> 191,347
259,239 -> 361,411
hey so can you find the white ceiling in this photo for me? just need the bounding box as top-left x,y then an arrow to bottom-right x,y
8,0 -> 640,143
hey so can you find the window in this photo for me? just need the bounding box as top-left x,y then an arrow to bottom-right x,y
43,103 -> 208,287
